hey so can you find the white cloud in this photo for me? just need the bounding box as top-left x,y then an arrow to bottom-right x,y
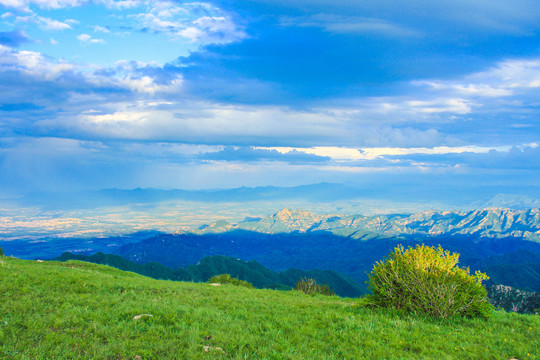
14,11 -> 73,30
0,0 -> 86,10
406,98 -> 472,114
83,59 -> 183,94
415,58 -> 540,97
0,45 -> 180,96
180,16 -> 247,43
402,57 -> 540,123
479,59 -> 540,89
77,33 -> 106,44
38,16 -> 72,30
418,82 -> 513,97
93,25 -> 110,33
91,74 -> 182,94
97,0 -> 141,9
46,96 -> 453,149
131,2 -> 247,45
63,101 -> 348,143
0,44 -> 74,80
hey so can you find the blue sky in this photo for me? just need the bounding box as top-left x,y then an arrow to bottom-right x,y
1,0 -> 540,201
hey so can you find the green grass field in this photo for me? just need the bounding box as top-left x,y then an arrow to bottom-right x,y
0,257 -> 538,359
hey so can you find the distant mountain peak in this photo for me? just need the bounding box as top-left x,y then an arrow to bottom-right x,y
273,208 -> 316,221
209,220 -> 231,228
198,219 -> 233,233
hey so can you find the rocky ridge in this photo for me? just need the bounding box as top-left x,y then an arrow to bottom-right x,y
196,207 -> 540,242
488,285 -> 539,314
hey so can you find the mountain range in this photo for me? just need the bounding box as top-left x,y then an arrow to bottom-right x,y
197,207 -> 540,242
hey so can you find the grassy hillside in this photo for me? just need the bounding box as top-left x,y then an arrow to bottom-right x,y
55,252 -> 366,297
0,257 -> 538,359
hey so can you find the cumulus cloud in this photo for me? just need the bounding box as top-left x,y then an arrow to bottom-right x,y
14,12 -> 73,30
93,25 -> 110,33
77,33 -> 106,44
0,45 -> 172,91
0,0 -> 86,10
38,16 -> 72,30
180,15 -> 247,43
98,0 -> 142,9
88,60 -> 183,94
0,44 -> 75,80
0,45 -> 183,135
131,1 -> 247,45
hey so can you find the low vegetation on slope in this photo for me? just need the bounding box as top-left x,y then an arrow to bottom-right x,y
0,257 -> 538,359
55,252 -> 364,297
207,274 -> 254,288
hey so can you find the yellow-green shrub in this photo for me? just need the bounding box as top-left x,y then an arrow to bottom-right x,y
367,244 -> 493,319
207,274 -> 254,288
294,277 -> 335,296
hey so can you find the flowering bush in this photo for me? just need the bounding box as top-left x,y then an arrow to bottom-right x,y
367,244 -> 493,319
